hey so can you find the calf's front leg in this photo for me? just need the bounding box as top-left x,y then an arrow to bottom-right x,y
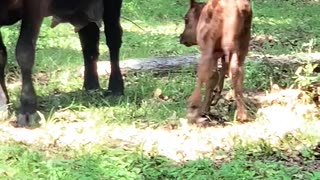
211,55 -> 227,106
229,52 -> 247,121
187,51 -> 216,123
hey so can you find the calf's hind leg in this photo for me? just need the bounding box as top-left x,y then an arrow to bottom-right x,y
229,52 -> 247,121
211,56 -> 227,106
202,55 -> 220,114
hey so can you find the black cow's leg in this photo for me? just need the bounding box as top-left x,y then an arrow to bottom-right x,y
0,32 -> 9,110
16,6 -> 44,127
79,23 -> 100,90
104,0 -> 124,95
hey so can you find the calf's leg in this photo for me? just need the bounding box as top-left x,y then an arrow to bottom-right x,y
0,32 -> 9,109
229,52 -> 247,121
202,55 -> 219,113
211,56 -> 227,106
104,0 -> 124,95
187,51 -> 216,123
79,22 -> 100,90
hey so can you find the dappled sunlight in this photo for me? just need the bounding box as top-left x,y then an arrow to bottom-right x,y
0,89 -> 319,163
122,21 -> 183,36
38,18 -> 83,52
38,20 -> 185,55
253,17 -> 293,26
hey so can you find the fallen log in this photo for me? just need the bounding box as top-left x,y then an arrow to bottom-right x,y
79,53 -> 320,77
79,55 -> 199,77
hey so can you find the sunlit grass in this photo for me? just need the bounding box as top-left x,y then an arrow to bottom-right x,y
253,17 -> 294,26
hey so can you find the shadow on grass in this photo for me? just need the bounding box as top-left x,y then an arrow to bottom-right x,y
37,89 -> 141,111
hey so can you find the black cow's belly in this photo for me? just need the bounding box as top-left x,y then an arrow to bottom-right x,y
0,9 -> 22,26
49,0 -> 103,32
0,0 -> 103,30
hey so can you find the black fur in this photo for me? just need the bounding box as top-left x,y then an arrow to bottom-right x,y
0,0 -> 124,127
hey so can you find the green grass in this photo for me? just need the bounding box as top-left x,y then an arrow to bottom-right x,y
0,0 -> 320,179
1,143 -> 319,179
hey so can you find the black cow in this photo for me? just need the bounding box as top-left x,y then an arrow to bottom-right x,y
0,0 -> 124,127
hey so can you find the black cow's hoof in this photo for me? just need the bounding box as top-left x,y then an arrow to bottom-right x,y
84,82 -> 100,91
15,113 -> 40,128
103,90 -> 124,97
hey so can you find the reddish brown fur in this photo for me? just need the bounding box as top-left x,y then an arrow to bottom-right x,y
180,0 -> 252,123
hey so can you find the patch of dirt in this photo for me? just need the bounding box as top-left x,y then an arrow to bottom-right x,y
6,65 -> 21,84
250,34 -> 279,52
6,69 -> 51,90
276,144 -> 320,172
304,160 -> 320,172
250,33 -> 319,55
33,71 -> 51,86
250,34 -> 301,52
303,144 -> 320,172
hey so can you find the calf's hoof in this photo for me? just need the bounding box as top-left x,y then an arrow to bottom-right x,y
15,113 -> 40,128
189,113 -> 226,127
187,104 -> 202,124
236,109 -> 248,123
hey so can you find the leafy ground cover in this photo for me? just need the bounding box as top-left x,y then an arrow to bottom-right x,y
0,0 -> 320,179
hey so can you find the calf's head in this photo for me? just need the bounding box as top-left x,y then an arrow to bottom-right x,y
179,0 -> 205,47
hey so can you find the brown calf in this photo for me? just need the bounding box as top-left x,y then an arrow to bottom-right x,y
180,0 -> 252,123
